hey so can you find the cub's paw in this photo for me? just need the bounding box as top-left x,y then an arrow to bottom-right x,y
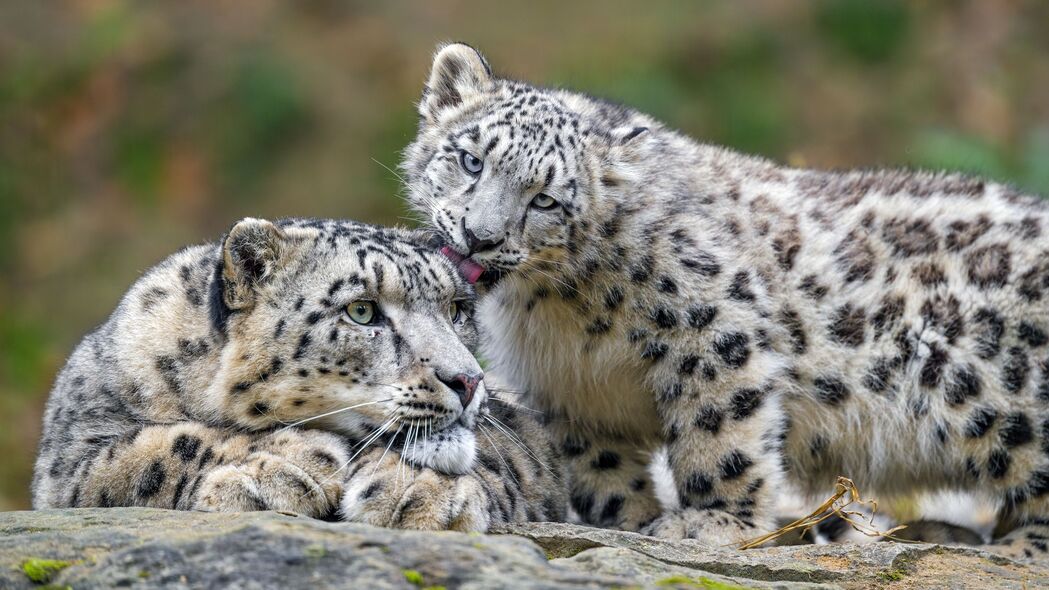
640,508 -> 762,547
982,524 -> 1049,563
193,429 -> 348,518
891,519 -> 984,545
340,447 -> 492,532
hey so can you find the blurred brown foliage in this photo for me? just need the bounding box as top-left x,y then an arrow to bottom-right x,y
1,0 -> 1047,510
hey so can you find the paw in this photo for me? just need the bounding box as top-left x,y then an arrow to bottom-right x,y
891,519 -> 984,545
193,429 -> 348,518
340,447 -> 492,532
983,524 -> 1049,563
640,508 -> 761,546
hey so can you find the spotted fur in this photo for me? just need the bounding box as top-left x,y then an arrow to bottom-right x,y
32,217 -> 565,531
404,43 -> 1049,558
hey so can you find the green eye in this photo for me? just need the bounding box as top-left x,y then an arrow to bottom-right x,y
449,301 -> 462,323
346,301 -> 377,325
531,193 -> 558,209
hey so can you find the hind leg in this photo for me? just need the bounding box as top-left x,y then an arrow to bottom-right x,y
986,490 -> 1049,562
978,441 -> 1049,562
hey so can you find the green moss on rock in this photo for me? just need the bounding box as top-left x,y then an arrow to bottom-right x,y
21,558 -> 74,584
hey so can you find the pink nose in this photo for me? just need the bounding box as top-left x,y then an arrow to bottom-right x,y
439,372 -> 482,408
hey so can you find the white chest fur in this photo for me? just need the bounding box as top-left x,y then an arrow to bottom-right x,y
479,284 -> 662,442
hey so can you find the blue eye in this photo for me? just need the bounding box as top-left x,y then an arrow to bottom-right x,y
530,193 -> 558,209
460,151 -> 483,175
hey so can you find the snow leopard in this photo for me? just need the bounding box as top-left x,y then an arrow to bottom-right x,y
403,43 -> 1049,560
32,216 -> 565,532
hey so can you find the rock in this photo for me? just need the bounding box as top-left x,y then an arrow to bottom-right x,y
495,522 -> 1049,589
0,510 -> 1044,589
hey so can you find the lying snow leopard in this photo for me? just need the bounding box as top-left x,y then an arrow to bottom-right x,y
404,43 -> 1049,560
32,216 -> 564,532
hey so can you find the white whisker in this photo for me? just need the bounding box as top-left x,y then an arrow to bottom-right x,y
277,398 -> 393,431
478,425 -> 519,486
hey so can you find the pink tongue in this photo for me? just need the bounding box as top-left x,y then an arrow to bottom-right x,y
440,246 -> 486,284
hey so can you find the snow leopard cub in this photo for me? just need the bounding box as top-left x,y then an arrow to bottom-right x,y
404,43 -> 1049,560
33,217 -> 564,532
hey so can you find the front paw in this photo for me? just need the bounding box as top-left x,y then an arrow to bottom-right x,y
640,508 -> 761,546
341,448 -> 492,532
193,430 -> 348,518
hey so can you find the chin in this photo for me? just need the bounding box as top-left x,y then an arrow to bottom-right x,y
404,425 -> 477,475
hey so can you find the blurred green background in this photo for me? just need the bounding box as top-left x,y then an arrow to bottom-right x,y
2,0 -> 1048,511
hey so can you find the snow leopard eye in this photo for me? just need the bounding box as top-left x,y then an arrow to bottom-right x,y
530,193 -> 558,210
459,150 -> 483,175
346,300 -> 377,325
448,300 -> 463,323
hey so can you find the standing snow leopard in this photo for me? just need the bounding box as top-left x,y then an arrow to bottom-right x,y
33,217 -> 565,532
404,43 -> 1049,560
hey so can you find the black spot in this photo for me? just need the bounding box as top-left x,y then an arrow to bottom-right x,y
713,332 -> 750,368
920,344 -> 949,388
695,406 -> 724,433
814,377 -> 849,405
863,358 -> 894,393
198,447 -> 215,469
719,450 -> 754,480
360,481 -> 383,500
172,434 -> 202,462
934,423 -> 949,445
828,304 -> 866,347
630,255 -> 654,283
674,246 -> 720,274
570,492 -> 595,517
988,449 -> 1011,479
727,271 -> 755,301
1019,321 -> 1049,347
684,472 -> 713,496
651,307 -> 678,329
1000,413 -> 1034,448
945,364 -> 981,406
599,495 -> 624,523
973,307 -> 1005,359
592,450 -> 621,470
965,407 -> 998,438
679,355 -> 700,376
660,382 -> 683,403
686,305 -> 718,330
586,317 -> 613,336
137,460 -> 166,499
779,307 -> 807,354
252,402 -> 270,416
730,388 -> 764,420
293,333 -> 312,360
870,295 -> 905,339
231,381 -> 253,394
306,311 -> 323,325
1003,347 -> 1030,393
658,276 -> 678,294
640,340 -> 668,362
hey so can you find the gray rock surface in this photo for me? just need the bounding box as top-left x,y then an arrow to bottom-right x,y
0,509 -> 1045,589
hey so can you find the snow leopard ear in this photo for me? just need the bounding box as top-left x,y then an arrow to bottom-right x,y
420,43 -> 493,123
589,126 -> 652,187
221,218 -> 288,310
